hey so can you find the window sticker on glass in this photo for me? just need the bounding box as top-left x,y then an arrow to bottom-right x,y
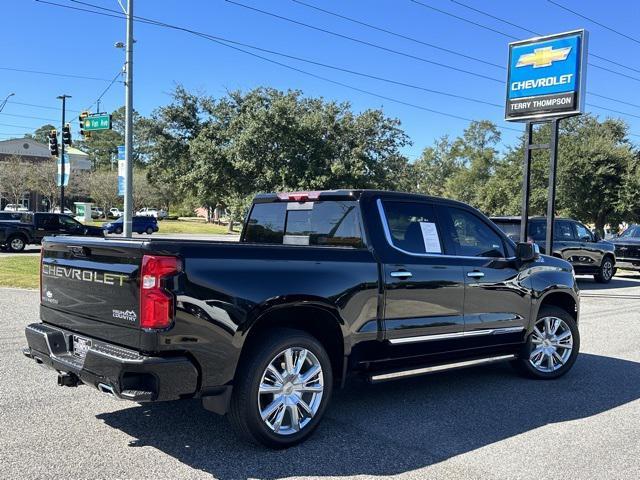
419,222 -> 442,253
283,235 -> 310,246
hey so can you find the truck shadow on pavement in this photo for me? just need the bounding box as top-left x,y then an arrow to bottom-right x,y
577,276 -> 640,291
97,353 -> 640,479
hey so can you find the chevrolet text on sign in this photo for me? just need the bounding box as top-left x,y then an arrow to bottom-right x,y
505,30 -> 588,121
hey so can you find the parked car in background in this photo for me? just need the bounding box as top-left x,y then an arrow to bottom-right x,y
91,207 -> 104,219
136,207 -> 168,219
491,216 -> 616,283
0,211 -> 27,222
0,213 -> 103,252
51,207 -> 73,215
103,216 -> 159,235
4,204 -> 29,212
108,208 -> 122,218
610,224 -> 640,271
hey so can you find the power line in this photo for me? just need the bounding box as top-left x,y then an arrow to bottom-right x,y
223,0 -> 502,83
0,65 -> 114,82
290,0 -> 640,111
65,0 -> 502,108
6,100 -> 80,113
546,0 -> 640,46
84,69 -> 123,112
409,0 -> 640,84
37,1 -> 640,139
42,0 -> 523,133
0,112 -> 58,123
290,0 -> 503,69
450,0 -> 640,75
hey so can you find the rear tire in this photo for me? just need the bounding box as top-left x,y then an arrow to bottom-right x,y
594,256 -> 614,283
145,227 -> 154,235
512,306 -> 579,380
228,328 -> 333,449
6,235 -> 26,253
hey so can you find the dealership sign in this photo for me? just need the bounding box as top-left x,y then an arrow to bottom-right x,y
506,30 -> 588,121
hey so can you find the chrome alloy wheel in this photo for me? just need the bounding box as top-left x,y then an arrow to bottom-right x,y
10,237 -> 24,251
529,316 -> 573,373
602,260 -> 613,281
258,347 -> 324,436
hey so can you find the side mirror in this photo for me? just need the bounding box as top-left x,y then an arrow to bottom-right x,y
580,234 -> 591,242
592,231 -> 602,242
516,242 -> 539,262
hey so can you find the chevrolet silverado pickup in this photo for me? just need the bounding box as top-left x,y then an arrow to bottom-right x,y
23,190 -> 580,448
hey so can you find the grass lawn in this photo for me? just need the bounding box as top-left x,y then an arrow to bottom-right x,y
84,218 -> 235,235
0,255 -> 40,289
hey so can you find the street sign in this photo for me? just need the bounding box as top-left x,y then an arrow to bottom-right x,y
83,114 -> 112,131
56,154 -> 70,187
117,145 -> 125,196
505,30 -> 588,122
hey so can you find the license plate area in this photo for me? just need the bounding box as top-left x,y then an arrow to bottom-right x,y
72,335 -> 92,359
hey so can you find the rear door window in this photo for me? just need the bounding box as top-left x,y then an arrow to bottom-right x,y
380,201 -> 443,254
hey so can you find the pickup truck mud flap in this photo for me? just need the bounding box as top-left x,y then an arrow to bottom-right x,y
23,323 -> 198,402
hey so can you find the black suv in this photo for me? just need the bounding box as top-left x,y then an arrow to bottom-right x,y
611,224 -> 640,271
491,216 -> 616,283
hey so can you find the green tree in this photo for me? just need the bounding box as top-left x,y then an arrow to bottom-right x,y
25,124 -> 56,144
412,136 -> 460,196
88,170 -> 119,216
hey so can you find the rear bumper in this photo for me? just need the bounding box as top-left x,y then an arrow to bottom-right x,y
23,323 -> 198,402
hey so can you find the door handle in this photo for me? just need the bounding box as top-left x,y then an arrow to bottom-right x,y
390,270 -> 413,279
467,271 -> 485,279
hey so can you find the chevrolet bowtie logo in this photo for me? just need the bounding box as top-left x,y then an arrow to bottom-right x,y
516,46 -> 572,68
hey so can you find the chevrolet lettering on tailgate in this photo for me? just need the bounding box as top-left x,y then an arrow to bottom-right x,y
42,264 -> 128,286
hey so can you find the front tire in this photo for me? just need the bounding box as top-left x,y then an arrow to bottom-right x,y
512,306 -> 579,379
114,227 -> 123,235
228,328 -> 333,448
594,256 -> 614,283
145,227 -> 154,234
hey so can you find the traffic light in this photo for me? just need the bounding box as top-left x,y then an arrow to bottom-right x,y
78,111 -> 90,137
48,129 -> 59,157
62,123 -> 72,145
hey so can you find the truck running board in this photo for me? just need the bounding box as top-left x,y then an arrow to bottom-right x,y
368,354 -> 516,383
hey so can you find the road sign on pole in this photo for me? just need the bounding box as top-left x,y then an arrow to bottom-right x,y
83,114 -> 112,131
56,154 -> 70,187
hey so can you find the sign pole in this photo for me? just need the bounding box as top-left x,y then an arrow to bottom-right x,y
123,0 -> 134,237
520,122 -> 533,243
545,119 -> 560,255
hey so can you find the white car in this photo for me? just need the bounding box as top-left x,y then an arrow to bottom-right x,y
4,204 -> 29,212
109,208 -> 122,218
136,207 -> 167,219
51,207 -> 73,215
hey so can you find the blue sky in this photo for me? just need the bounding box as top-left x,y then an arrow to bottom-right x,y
2,0 -> 640,159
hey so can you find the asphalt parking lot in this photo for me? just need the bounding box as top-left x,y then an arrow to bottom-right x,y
2,274 -> 640,480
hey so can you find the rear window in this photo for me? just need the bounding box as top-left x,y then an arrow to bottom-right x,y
244,201 -> 363,248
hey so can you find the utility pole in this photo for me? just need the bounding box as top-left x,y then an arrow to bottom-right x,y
57,94 -> 71,211
123,0 -> 134,237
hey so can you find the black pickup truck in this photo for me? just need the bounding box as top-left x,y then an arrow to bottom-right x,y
23,190 -> 580,448
0,212 -> 104,252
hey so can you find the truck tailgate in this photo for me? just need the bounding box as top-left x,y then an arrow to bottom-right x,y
40,237 -> 145,350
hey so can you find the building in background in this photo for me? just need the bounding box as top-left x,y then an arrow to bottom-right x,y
0,138 -> 91,211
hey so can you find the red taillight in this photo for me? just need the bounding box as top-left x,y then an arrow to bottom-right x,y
139,255 -> 181,329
